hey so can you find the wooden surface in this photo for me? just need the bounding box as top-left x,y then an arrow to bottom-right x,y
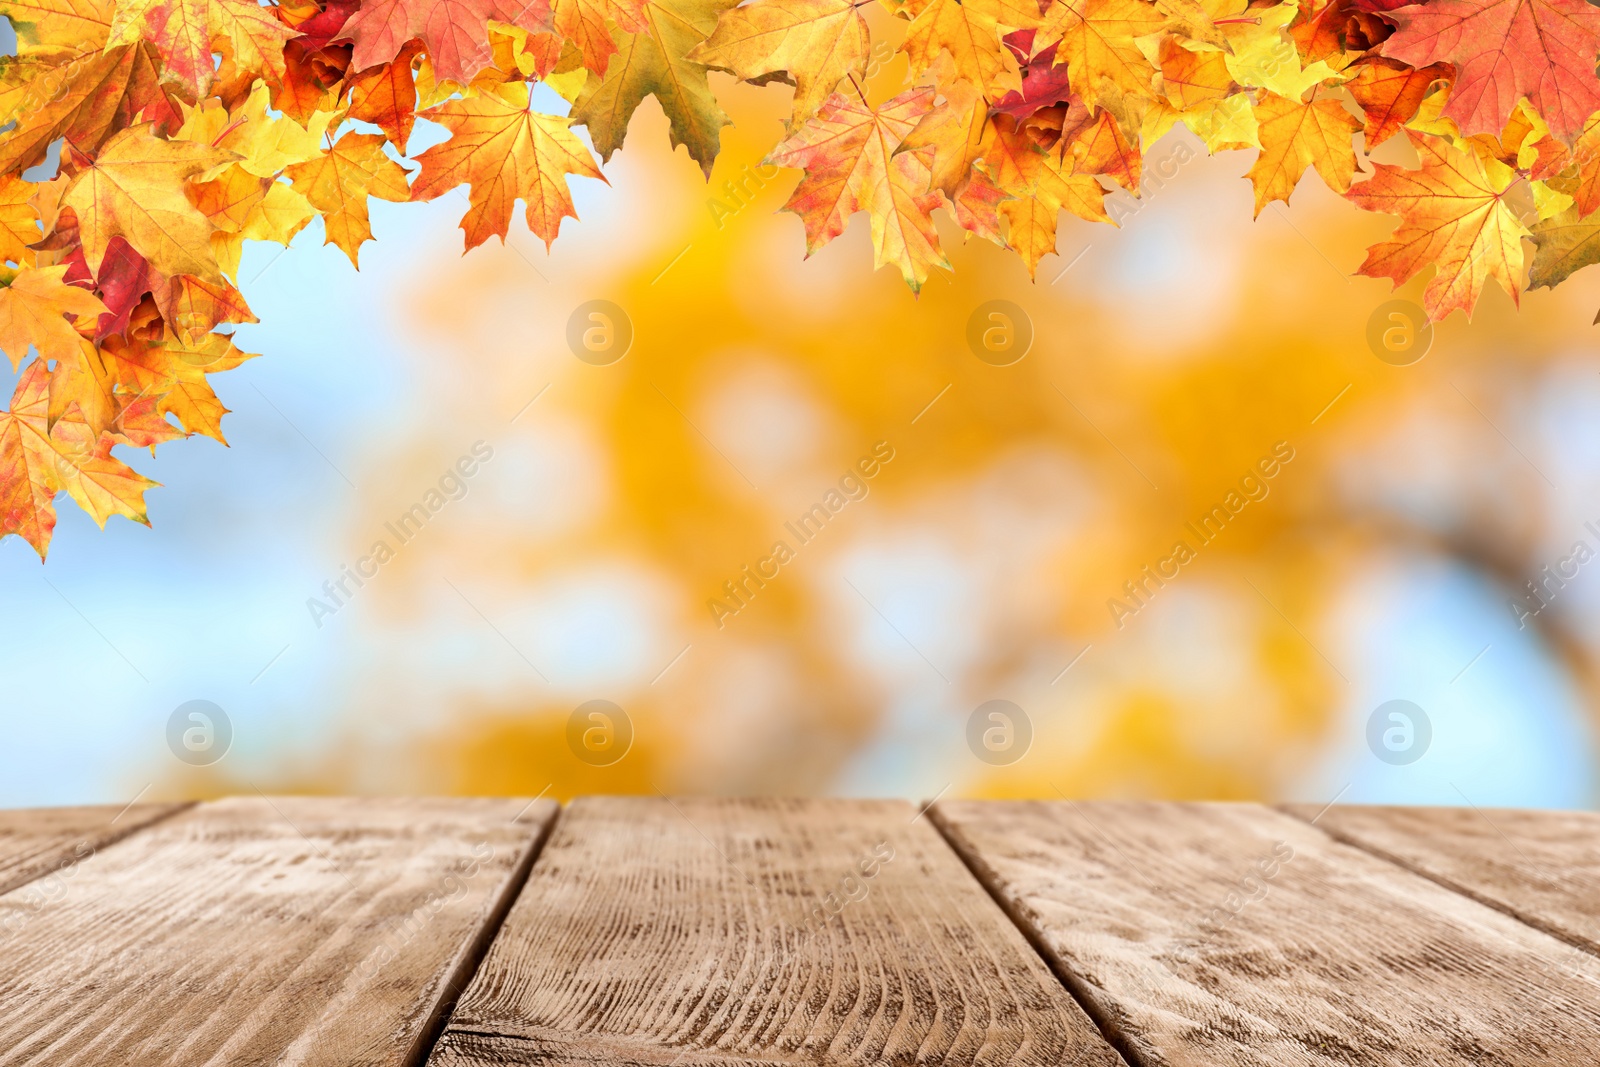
0,802 -> 188,897
0,796 -> 555,1067
429,797 -> 1124,1067
3,796 -> 1600,1066
1288,803 -> 1600,957
932,799 -> 1600,1067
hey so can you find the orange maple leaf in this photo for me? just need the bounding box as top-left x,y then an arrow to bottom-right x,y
767,87 -> 950,292
1346,133 -> 1529,321
339,0 -> 552,84
410,82 -> 606,250
0,264 -> 107,369
1245,91 -> 1361,215
1382,0 -> 1600,144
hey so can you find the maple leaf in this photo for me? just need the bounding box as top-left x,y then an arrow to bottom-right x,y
897,56 -> 992,196
106,0 -> 295,100
1245,90 -> 1361,215
993,30 -> 1074,121
1039,0 -> 1165,128
976,111 -> 1109,275
767,88 -> 950,291
63,123 -> 235,281
900,0 -> 1033,100
572,0 -> 739,175
1554,113 -> 1600,218
0,43 -> 179,174
1381,0 -> 1600,144
1528,206 -> 1600,290
1345,56 -> 1450,148
0,361 -> 63,555
339,0 -> 553,84
0,175 -> 45,265
0,0 -> 116,56
689,0 -> 869,127
1346,133 -> 1529,321
180,82 -> 337,178
0,264 -> 107,368
1059,103 -> 1139,191
284,130 -> 410,267
102,327 -> 252,442
411,82 -> 605,251
349,42 -> 423,150
0,358 -> 156,557
554,0 -> 649,75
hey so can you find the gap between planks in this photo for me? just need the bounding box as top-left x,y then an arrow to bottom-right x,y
926,802 -> 1153,1067
1279,804 -> 1600,966
0,801 -> 196,899
404,801 -> 565,1067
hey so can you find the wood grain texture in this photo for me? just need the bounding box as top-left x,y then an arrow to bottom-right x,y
0,795 -> 556,1067
429,796 -> 1125,1067
933,799 -> 1600,1067
0,802 -> 189,898
1287,803 -> 1600,958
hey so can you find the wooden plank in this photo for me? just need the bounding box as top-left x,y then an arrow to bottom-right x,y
0,803 -> 188,898
0,795 -> 556,1067
428,796 -> 1125,1067
1287,803 -> 1600,958
932,799 -> 1600,1067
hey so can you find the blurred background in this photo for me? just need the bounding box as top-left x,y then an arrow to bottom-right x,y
3,57 -> 1600,812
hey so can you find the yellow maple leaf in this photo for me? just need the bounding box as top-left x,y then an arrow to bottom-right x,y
178,81 -> 338,178
767,87 -> 950,292
284,131 -> 410,268
1041,0 -> 1166,129
1244,90 -> 1360,215
690,0 -> 870,127
410,81 -> 605,251
0,264 -> 107,369
63,124 -> 235,282
900,0 -> 1029,100
0,358 -> 156,558
0,175 -> 44,264
1347,133 -> 1529,321
977,113 -> 1110,276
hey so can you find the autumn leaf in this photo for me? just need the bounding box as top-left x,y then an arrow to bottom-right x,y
1039,0 -> 1165,129
900,0 -> 1031,100
1345,56 -> 1450,148
551,0 -> 649,75
106,0 -> 295,99
284,130 -> 410,267
411,82 -> 605,250
1245,91 -> 1361,215
0,43 -> 178,174
63,123 -> 234,281
0,359 -> 156,558
339,0 -> 553,84
1346,133 -> 1529,321
992,31 -> 1074,122
1381,0 -> 1600,144
572,0 -> 739,175
0,0 -> 116,56
897,58 -> 992,196
0,361 -> 62,555
102,327 -> 252,442
349,41 -> 423,150
976,111 -> 1110,276
0,263 -> 107,368
689,0 -> 868,128
767,87 -> 950,292
1528,206 -> 1600,290
1060,103 -> 1139,191
0,175 -> 44,264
